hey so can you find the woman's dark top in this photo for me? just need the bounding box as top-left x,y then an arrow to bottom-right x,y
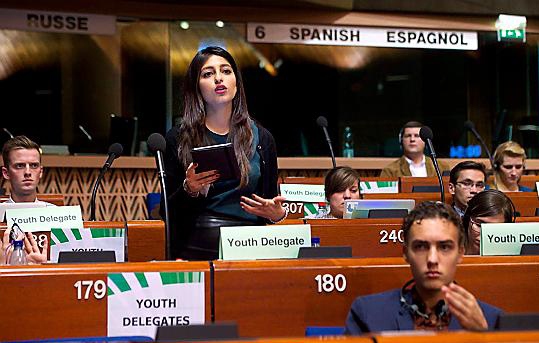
161,119 -> 279,259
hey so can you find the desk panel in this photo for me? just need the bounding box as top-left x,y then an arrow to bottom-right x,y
307,219 -> 404,257
0,220 -> 165,262
0,262 -> 210,342
213,256 -> 539,337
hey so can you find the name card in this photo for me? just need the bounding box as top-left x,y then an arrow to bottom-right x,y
360,181 -> 399,194
481,222 -> 539,255
280,184 -> 325,202
6,206 -> 83,232
220,224 -> 311,260
49,228 -> 126,262
107,271 -> 205,338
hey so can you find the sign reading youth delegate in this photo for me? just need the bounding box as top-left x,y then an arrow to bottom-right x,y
0,8 -> 116,35
49,228 -> 125,263
280,184 -> 325,202
6,206 -> 83,232
247,23 -> 477,50
220,224 -> 311,260
481,222 -> 539,255
108,272 -> 205,339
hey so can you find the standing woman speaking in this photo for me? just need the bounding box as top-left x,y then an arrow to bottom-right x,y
162,46 -> 287,260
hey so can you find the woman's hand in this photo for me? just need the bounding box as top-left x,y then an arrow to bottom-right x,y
184,162 -> 220,194
240,194 -> 287,222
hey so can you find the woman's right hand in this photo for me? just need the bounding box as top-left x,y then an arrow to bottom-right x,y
185,162 -> 220,193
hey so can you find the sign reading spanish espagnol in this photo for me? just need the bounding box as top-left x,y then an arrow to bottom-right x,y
247,23 -> 478,50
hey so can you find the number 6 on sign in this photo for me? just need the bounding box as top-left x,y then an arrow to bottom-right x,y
74,280 -> 107,300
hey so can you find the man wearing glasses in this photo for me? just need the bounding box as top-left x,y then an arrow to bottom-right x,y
448,161 -> 487,217
1,135 -> 53,205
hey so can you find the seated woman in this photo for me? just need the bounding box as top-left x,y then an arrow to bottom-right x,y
309,166 -> 361,219
492,141 -> 532,192
462,189 -> 515,255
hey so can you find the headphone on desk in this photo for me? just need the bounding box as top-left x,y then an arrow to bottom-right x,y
399,279 -> 449,320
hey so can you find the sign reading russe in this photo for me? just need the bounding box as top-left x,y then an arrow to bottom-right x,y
481,222 -> 539,255
247,23 -> 478,50
107,272 -> 205,338
0,8 -> 116,35
6,206 -> 83,232
220,225 -> 311,260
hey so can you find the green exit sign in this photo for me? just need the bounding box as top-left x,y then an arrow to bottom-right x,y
498,28 -> 526,42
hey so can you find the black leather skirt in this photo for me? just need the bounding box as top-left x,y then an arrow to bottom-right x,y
181,213 -> 256,261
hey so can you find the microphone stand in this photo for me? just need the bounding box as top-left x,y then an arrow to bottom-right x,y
155,150 -> 171,260
321,127 -> 336,168
425,140 -> 444,203
90,165 -> 108,221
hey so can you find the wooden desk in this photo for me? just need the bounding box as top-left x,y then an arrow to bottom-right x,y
374,331 -> 539,343
0,194 -> 65,206
306,218 -> 404,258
213,256 -> 539,337
505,192 -> 539,216
0,261 -> 211,342
197,331 -> 539,343
0,220 -> 165,262
400,176 -> 449,193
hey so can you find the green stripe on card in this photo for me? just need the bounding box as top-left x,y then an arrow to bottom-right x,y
52,229 -> 69,244
107,287 -> 115,296
135,272 -> 149,288
71,228 -> 82,241
160,272 -> 203,285
90,228 -> 124,238
109,273 -> 132,292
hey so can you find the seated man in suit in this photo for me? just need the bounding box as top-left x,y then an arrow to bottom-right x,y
448,161 -> 487,217
1,135 -> 53,205
345,201 -> 501,333
381,121 -> 449,177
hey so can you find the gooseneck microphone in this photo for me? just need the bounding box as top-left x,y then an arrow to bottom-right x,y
147,133 -> 171,260
316,116 -> 336,168
90,143 -> 123,221
464,120 -> 494,169
419,126 -> 444,203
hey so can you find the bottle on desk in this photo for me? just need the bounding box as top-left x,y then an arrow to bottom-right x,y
311,237 -> 321,247
343,126 -> 354,158
9,240 -> 27,265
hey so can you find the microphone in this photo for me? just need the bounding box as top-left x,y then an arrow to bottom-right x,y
2,128 -> 14,139
316,116 -> 336,168
78,125 -> 93,141
90,143 -> 123,221
147,133 -> 171,260
419,126 -> 444,203
464,120 -> 494,169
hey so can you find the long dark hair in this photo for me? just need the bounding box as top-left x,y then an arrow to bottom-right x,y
178,46 -> 252,187
462,189 -> 515,250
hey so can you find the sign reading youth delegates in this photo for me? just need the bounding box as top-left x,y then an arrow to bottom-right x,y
107,272 -> 205,339
481,222 -> 539,255
280,184 -> 325,202
49,228 -> 125,263
360,180 -> 399,194
220,225 -> 311,260
0,8 -> 116,35
6,206 -> 83,232
247,23 -> 478,50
